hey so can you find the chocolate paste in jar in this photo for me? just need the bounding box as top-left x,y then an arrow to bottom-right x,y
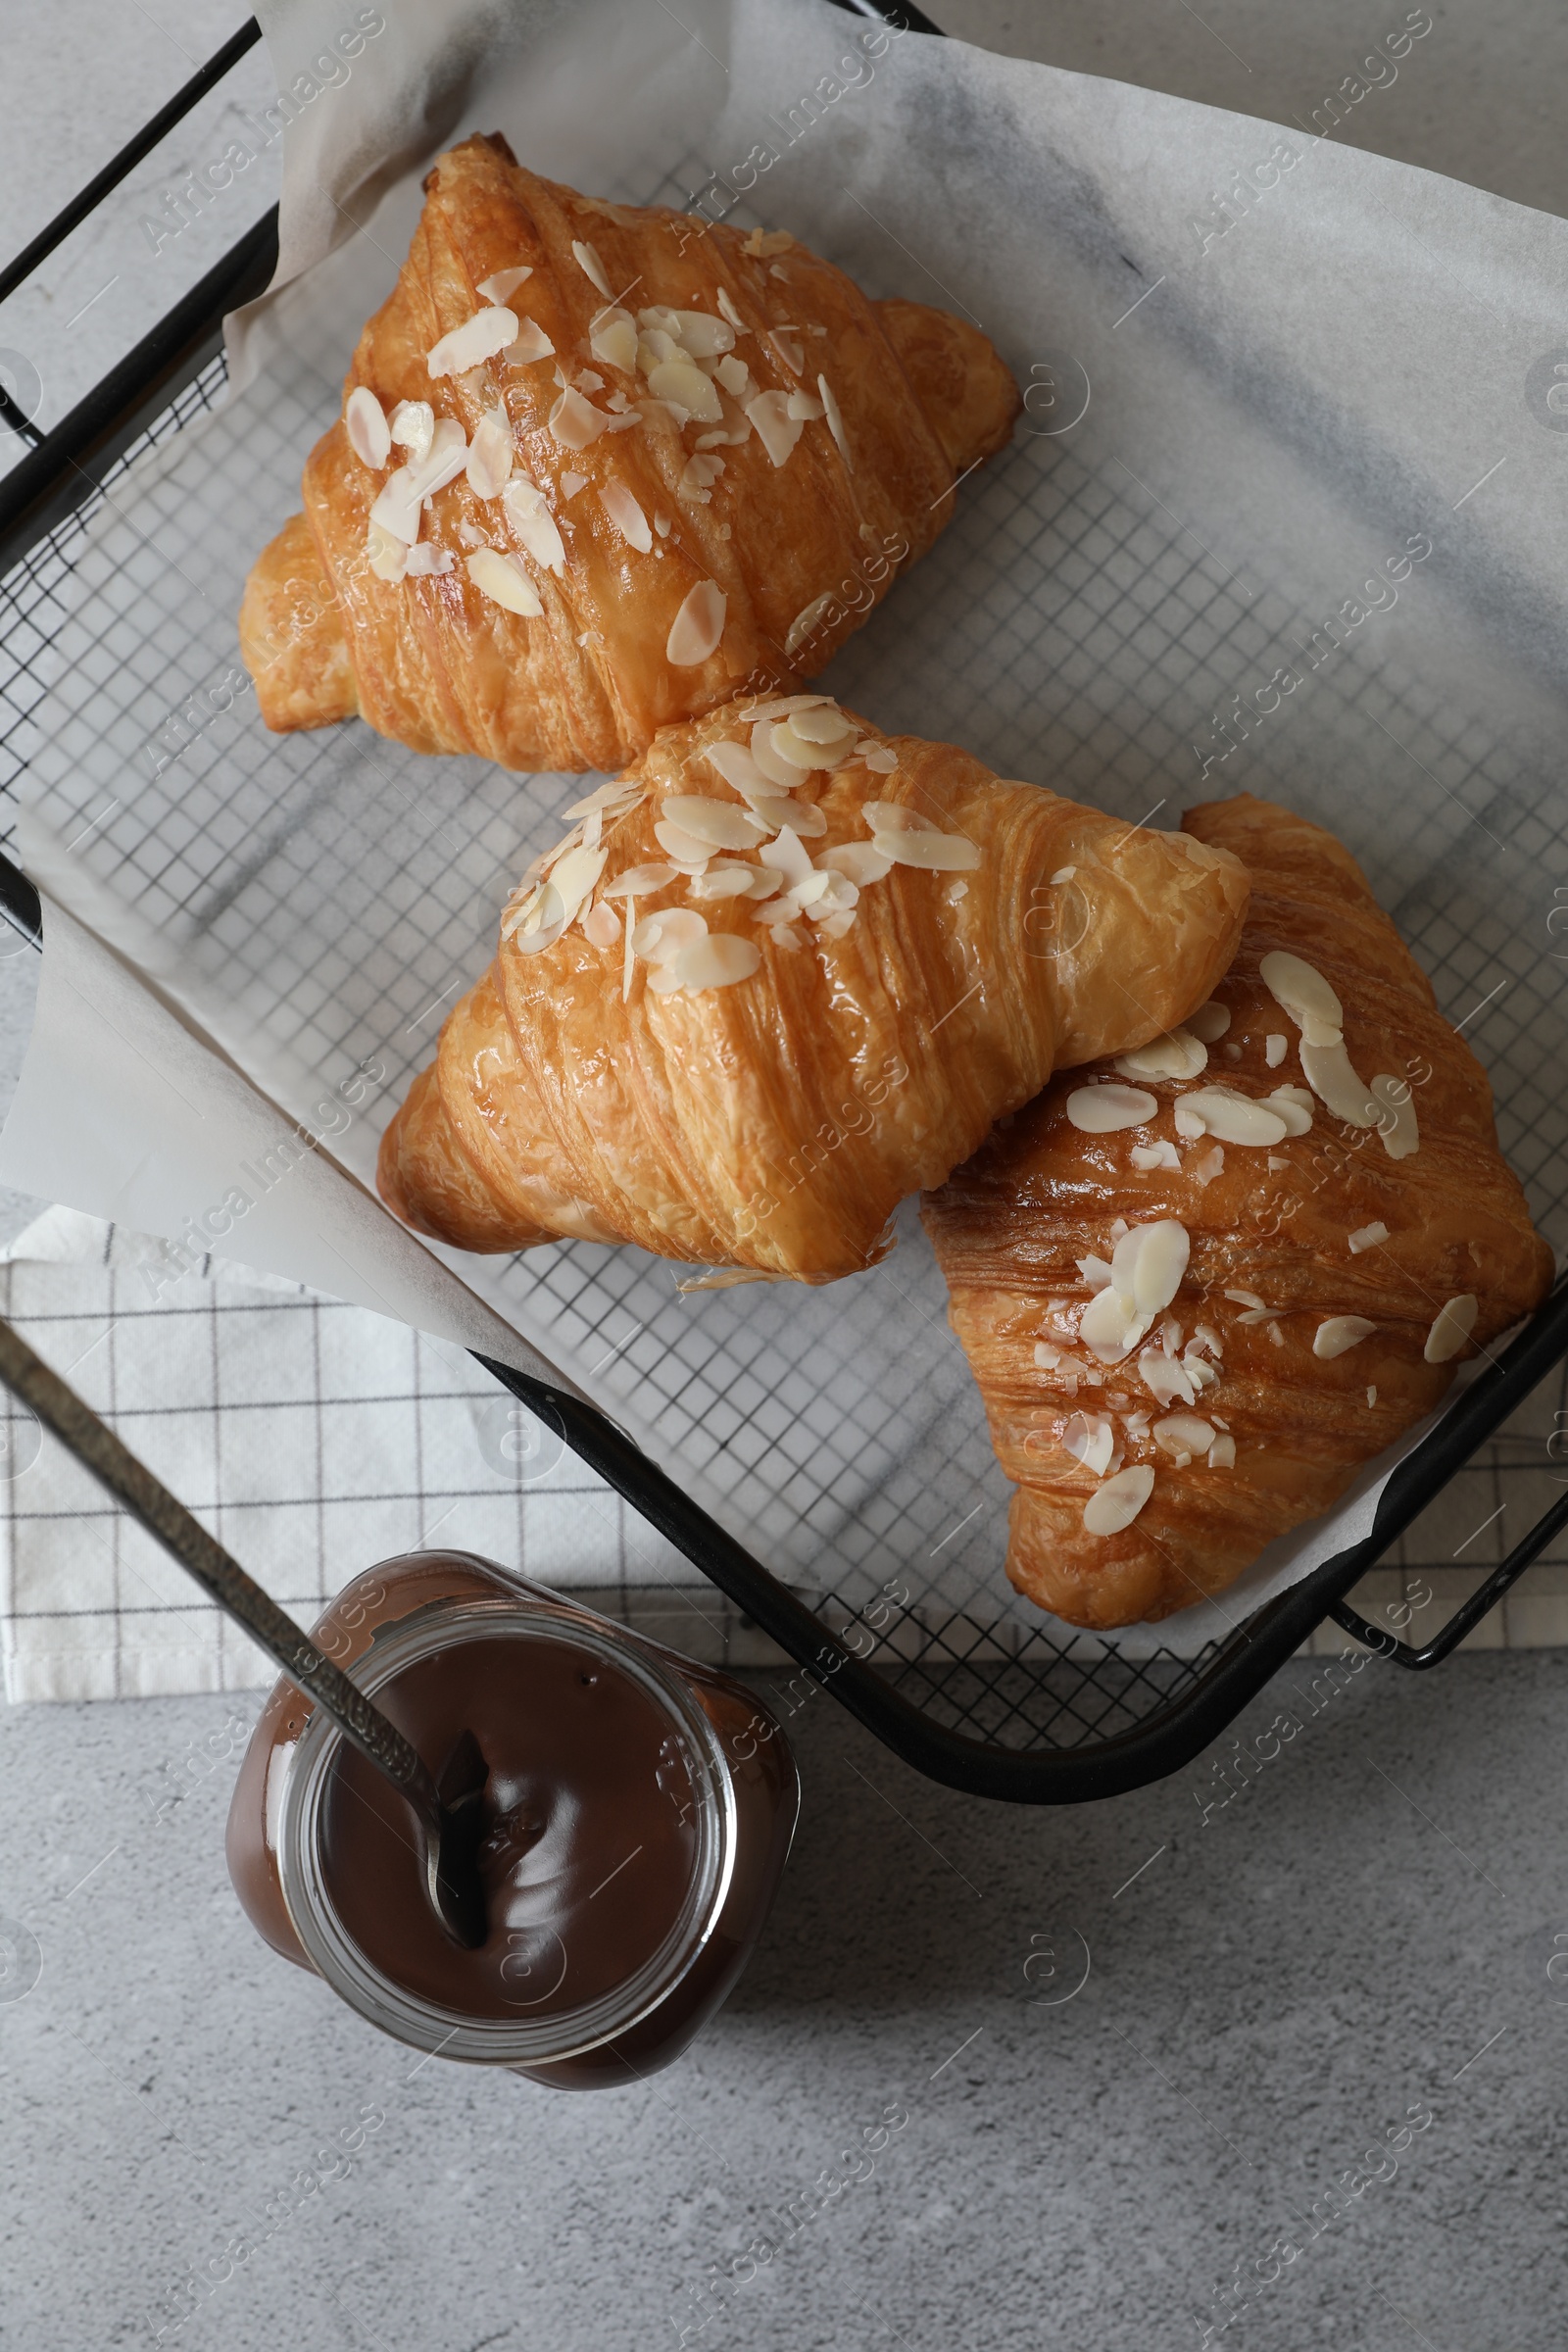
226,1551 -> 798,2086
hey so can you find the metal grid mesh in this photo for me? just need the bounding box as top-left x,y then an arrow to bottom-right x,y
3,169 -> 1566,1752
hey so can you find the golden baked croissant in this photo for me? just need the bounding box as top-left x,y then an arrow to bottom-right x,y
923,791 -> 1555,1629
376,696 -> 1250,1280
239,133 -> 1020,772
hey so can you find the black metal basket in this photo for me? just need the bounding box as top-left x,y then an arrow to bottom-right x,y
3,6 -> 1565,1803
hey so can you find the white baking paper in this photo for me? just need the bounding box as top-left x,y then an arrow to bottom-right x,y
3,0 -> 1564,1661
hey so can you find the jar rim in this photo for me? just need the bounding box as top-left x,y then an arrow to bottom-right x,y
275,1593 -> 736,2063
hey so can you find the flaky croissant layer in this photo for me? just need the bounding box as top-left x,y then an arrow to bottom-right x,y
924,792 -> 1555,1629
378,699 -> 1250,1280
240,133 -> 1021,773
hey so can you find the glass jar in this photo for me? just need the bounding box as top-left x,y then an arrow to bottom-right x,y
226,1551 -> 798,2087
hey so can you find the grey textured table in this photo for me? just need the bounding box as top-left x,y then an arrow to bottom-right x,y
1,7 -> 1566,2347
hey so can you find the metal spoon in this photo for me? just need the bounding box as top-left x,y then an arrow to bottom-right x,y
0,1314 -> 490,1948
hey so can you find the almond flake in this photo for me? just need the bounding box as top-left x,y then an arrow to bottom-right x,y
1065,1084 -> 1156,1134
820,842 -> 894,887
1186,1000 -> 1231,1043
571,239 -> 613,299
561,470 -> 588,499
389,399 -> 434,460
1082,1464 -> 1154,1536
502,479 -> 565,574
466,547 -> 542,615
1314,1315 -> 1376,1359
1115,1026 -> 1207,1083
1348,1221 -> 1389,1254
746,390 -> 803,466
428,307 -> 518,378
716,355 -> 751,398
660,796 -> 766,851
1063,1411 -> 1116,1478
1264,1085 -> 1314,1136
345,385 -> 391,467
785,594 -> 836,656
582,898 -> 621,949
590,308 -> 638,371
466,406 -> 514,499
665,580 -> 726,666
506,319 -> 556,366
1130,1141 -> 1182,1172
1424,1294 -> 1479,1364
768,327 -> 805,374
478,265 -> 533,304
687,862 -> 760,902
861,745 -> 898,773
786,390 -> 824,420
649,358 -> 724,421
653,818 -> 713,865
817,373 -> 852,468
602,862 -> 677,900
403,543 -> 453,576
1370,1073 -> 1419,1160
1299,1038 -> 1379,1127
672,933 -> 760,992
549,387 -> 610,450
600,478 -> 652,552
716,286 -> 746,331
1264,1034 -> 1287,1067
1207,1435 -> 1237,1469
1259,950 -> 1344,1037
366,519 -> 409,582
881,828 -> 980,874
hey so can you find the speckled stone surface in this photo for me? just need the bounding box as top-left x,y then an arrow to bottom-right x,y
0,1651 -> 1564,2349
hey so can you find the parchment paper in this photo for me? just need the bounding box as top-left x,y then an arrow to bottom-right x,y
3,0 -> 1564,1659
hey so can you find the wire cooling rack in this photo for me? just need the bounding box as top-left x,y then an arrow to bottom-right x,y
2,4 -> 1567,1799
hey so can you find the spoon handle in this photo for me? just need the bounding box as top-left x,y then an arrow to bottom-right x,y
0,1315 -> 437,1808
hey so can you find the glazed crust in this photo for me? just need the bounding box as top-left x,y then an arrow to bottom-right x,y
375,704 -> 1249,1280
243,134 -> 1022,769
922,792 -> 1555,1629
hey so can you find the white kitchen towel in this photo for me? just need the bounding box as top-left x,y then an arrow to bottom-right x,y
0,1207 -> 754,1703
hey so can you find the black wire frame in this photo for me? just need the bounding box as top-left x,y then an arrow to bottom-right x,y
2,0 -> 1567,1801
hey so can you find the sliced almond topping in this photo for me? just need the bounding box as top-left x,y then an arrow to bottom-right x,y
1138,1348 -> 1197,1408
478,265 -> 533,303
817,373 -> 852,468
648,358 -> 724,421
466,548 -> 542,616
345,385 -> 391,467
746,389 -> 803,466
602,862 -> 677,900
1348,1221 -> 1389,1254
672,932 -> 761,992
506,318 -> 556,366
571,239 -> 613,299
590,308 -> 638,372
820,842 -> 895,887
561,470 -> 588,499
632,907 -> 707,964
715,354 -> 751,399
549,387 -> 610,450
599,478 -> 652,552
860,745 -> 898,774
1082,1464 -> 1155,1536
1264,1034 -> 1287,1067
388,398 -> 434,461
687,862 -> 760,902
678,451 -> 725,502
1259,950 -> 1344,1037
671,309 -> 736,358
1225,1290 -> 1267,1310
786,389 -> 824,421
1185,1000 -> 1231,1044
1369,1073 -> 1419,1160
1130,1141 -> 1183,1172
880,828 -> 980,874
758,826 -> 813,889
1153,1413 -> 1215,1462
1191,1144 -> 1225,1186
665,580 -> 727,666
768,327 -> 805,374
1065,1084 -> 1156,1135
366,518 -> 409,582
1299,1038 -> 1379,1127
785,593 -> 836,656
1172,1087 -> 1289,1147
1034,1342 -> 1061,1371
582,898 -> 621,950
1424,1294 -> 1479,1364
716,286 -> 745,332
1314,1315 -> 1376,1359
1264,1085 -> 1314,1136
1063,1411 -> 1116,1477
466,405 -> 514,499
1208,1435 -> 1237,1469
660,796 -> 766,851
501,479 -> 565,574
428,307 -> 518,378
1115,1026 -> 1207,1083
403,543 -> 453,577
653,818 -> 713,865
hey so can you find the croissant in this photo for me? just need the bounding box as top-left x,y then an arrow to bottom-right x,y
923,791 -> 1554,1629
239,133 -> 1020,773
376,696 -> 1250,1281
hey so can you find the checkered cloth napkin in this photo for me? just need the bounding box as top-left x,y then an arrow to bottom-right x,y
0,1209 -> 749,1702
